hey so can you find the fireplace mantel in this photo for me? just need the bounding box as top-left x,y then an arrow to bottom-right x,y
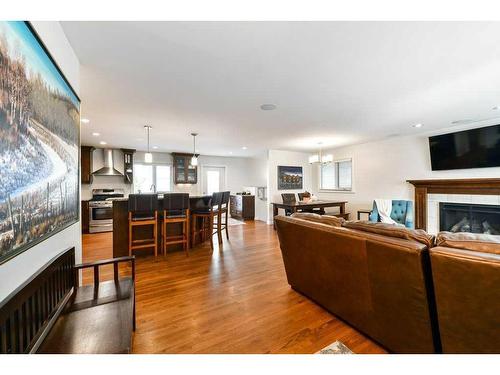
407,178 -> 500,229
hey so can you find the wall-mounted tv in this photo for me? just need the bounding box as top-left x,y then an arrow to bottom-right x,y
429,124 -> 500,171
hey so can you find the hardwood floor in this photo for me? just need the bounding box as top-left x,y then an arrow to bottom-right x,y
82,221 -> 386,354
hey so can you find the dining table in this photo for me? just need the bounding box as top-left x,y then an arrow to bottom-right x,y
271,200 -> 348,229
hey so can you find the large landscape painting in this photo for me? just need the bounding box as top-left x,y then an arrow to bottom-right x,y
0,22 -> 80,264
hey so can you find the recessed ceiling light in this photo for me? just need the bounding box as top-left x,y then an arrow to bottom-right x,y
153,146 -> 158,149
228,151 -> 233,155
81,118 -> 90,124
242,146 -> 248,150
92,132 -> 100,136
413,123 -> 423,128
99,141 -> 107,145
260,104 -> 276,111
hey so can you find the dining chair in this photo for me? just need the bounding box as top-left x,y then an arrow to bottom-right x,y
281,193 -> 297,216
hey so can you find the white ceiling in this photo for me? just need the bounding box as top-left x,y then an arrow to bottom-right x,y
61,21 -> 500,157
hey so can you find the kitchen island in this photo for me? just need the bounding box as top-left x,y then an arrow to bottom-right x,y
112,195 -> 211,257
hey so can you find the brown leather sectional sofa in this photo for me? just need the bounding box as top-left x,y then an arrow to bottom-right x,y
275,213 -> 500,354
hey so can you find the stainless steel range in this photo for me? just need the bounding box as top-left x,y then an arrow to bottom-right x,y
89,189 -> 124,233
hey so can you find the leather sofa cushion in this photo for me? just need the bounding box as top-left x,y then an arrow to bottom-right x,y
343,220 -> 434,248
291,212 -> 344,227
436,232 -> 500,255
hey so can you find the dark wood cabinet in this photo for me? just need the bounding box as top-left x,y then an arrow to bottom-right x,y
172,153 -> 197,184
81,200 -> 90,234
230,195 -> 255,221
121,149 -> 135,184
81,146 -> 94,184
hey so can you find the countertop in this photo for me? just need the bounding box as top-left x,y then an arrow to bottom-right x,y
109,194 -> 210,202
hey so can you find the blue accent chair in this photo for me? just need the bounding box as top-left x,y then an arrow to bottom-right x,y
369,200 -> 414,229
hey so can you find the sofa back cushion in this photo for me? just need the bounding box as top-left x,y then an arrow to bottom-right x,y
291,212 -> 344,227
343,220 -> 434,248
436,232 -> 500,255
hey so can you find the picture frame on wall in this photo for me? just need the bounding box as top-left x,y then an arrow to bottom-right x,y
0,21 -> 81,264
277,166 -> 303,190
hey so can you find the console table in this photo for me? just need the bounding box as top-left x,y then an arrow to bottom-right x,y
230,194 -> 255,221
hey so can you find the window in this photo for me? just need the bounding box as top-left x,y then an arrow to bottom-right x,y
156,165 -> 171,193
134,164 -> 172,193
320,159 -> 352,191
134,164 -> 154,193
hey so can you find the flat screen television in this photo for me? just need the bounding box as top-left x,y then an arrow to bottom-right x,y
429,124 -> 500,170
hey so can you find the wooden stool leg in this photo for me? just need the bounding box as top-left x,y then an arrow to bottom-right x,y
225,211 -> 229,240
164,221 -> 167,256
184,220 -> 189,257
153,212 -> 158,258
186,210 -> 191,250
217,211 -> 222,244
201,217 -> 206,241
128,212 -> 132,256
191,215 -> 196,246
209,214 -> 214,250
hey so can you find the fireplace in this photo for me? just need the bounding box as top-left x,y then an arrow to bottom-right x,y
439,202 -> 500,234
407,179 -> 500,230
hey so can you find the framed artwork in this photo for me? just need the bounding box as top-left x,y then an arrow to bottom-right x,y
0,21 -> 80,264
277,166 -> 303,190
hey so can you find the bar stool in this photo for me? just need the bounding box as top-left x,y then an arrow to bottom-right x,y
213,191 -> 230,243
191,192 -> 223,250
128,194 -> 158,257
162,193 -> 190,256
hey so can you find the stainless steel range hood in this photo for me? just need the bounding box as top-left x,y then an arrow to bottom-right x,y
92,149 -> 124,176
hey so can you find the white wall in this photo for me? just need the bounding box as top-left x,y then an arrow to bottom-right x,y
247,154 -> 268,222
135,151 -> 261,195
267,149 -> 313,223
0,22 -> 81,301
313,134 -> 500,218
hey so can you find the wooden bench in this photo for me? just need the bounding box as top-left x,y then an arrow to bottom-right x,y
0,247 -> 135,354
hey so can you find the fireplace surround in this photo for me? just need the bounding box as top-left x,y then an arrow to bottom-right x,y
407,178 -> 500,230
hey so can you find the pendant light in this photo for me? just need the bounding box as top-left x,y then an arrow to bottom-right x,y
190,132 -> 198,166
309,142 -> 333,164
144,125 -> 153,163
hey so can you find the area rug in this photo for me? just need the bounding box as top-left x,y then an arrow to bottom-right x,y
316,340 -> 353,354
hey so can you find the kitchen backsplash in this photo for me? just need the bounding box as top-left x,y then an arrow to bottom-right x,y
81,176 -> 133,200
81,176 -> 203,200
